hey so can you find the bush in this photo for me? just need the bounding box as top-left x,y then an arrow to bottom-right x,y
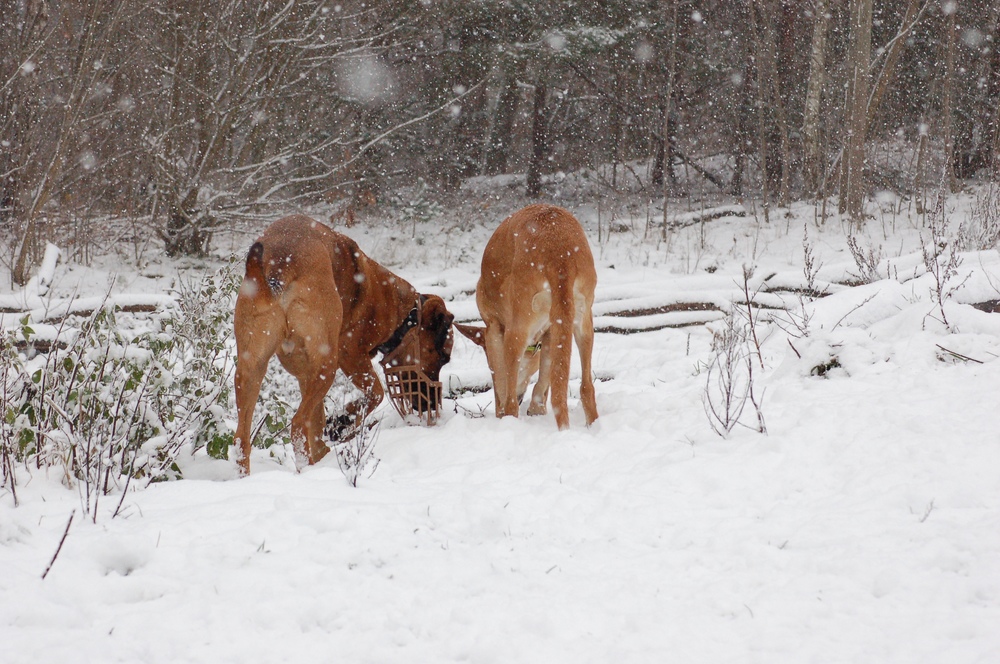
0,262 -> 250,517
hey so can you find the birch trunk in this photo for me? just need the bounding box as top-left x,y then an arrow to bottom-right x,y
840,0 -> 873,222
940,1 -> 958,191
802,0 -> 830,196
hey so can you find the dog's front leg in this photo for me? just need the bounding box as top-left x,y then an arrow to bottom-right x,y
328,354 -> 385,439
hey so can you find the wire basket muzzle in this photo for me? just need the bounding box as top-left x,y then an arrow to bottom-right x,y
379,329 -> 442,426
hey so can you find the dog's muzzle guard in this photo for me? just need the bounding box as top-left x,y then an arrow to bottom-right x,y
378,305 -> 443,426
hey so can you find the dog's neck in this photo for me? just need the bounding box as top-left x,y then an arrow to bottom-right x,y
377,295 -> 424,356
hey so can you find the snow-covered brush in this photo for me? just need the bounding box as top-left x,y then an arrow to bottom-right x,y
0,330 -> 26,506
0,265 -> 241,519
701,317 -> 752,438
921,194 -> 970,331
702,298 -> 767,439
845,234 -> 884,285
333,411 -> 381,489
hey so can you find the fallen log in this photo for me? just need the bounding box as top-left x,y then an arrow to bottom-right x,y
1,294 -> 173,319
972,299 -> 1000,314
663,205 -> 748,229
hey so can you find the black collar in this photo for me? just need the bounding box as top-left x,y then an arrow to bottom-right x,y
377,297 -> 423,356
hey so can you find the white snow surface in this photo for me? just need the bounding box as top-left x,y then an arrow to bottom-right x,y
3,195 -> 1000,663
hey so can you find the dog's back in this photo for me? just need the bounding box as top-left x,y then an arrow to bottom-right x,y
461,204 -> 598,429
234,216 -> 346,471
242,215 -> 336,301
481,204 -> 596,327
233,214 -> 455,474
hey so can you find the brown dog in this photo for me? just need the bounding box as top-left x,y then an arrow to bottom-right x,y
455,204 -> 598,429
233,215 -> 454,474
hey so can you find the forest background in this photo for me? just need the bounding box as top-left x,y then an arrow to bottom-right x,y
4,5 -> 1000,660
2,0 -> 999,286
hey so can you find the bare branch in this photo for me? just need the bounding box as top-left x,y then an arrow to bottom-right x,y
41,510 -> 76,580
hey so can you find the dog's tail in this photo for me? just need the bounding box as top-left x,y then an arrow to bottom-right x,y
243,241 -> 276,299
245,241 -> 266,282
244,240 -> 289,300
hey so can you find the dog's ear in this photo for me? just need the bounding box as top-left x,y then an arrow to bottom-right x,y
420,295 -> 454,332
454,322 -> 486,348
419,294 -> 455,354
432,307 -> 455,334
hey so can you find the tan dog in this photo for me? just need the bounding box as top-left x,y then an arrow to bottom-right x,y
233,215 -> 454,474
455,204 -> 598,429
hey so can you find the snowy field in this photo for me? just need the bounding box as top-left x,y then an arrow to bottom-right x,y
2,191 -> 1000,662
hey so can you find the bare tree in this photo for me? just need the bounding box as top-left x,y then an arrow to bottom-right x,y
985,3 -> 1000,178
484,62 -> 524,177
8,0 -> 137,285
658,0 -> 679,219
2,0 -> 996,266
865,0 -> 928,138
802,0 -> 830,196
147,0 -> 386,255
526,82 -> 549,198
840,0 -> 874,222
939,0 -> 959,191
0,0 -> 51,233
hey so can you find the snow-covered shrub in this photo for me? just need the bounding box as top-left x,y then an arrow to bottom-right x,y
801,226 -> 826,298
958,184 -> 1000,251
1,263 -> 243,514
7,305 -> 172,517
333,415 -> 381,488
390,179 -> 445,237
163,265 -> 242,461
324,389 -> 381,487
921,196 -> 969,330
702,306 -> 767,439
845,234 -> 884,284
1,327 -> 29,506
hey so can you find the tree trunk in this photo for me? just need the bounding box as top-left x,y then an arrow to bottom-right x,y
988,3 -> 1000,178
748,0 -> 789,206
731,62 -> 754,197
840,0 -> 873,222
652,0 -> 681,193
773,0 -> 794,204
526,83 -> 548,198
992,36 -> 1000,178
651,104 -> 676,189
660,0 -> 679,229
12,0 -> 108,285
802,0 -> 829,196
940,1 -> 958,191
484,64 -> 522,176
865,0 -> 923,139
163,189 -> 211,257
955,0 -> 1000,179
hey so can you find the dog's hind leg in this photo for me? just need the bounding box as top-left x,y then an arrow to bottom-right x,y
292,366 -> 337,467
546,280 -> 576,430
574,298 -> 598,426
233,304 -> 284,475
283,296 -> 342,470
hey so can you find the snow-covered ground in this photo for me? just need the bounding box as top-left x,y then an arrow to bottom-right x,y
2,191 -> 1000,663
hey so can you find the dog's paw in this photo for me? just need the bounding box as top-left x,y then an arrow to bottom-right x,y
325,413 -> 354,441
527,401 -> 547,416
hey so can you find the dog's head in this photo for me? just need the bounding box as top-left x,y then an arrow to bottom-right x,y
412,294 -> 455,381
380,295 -> 454,417
454,321 -> 542,403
